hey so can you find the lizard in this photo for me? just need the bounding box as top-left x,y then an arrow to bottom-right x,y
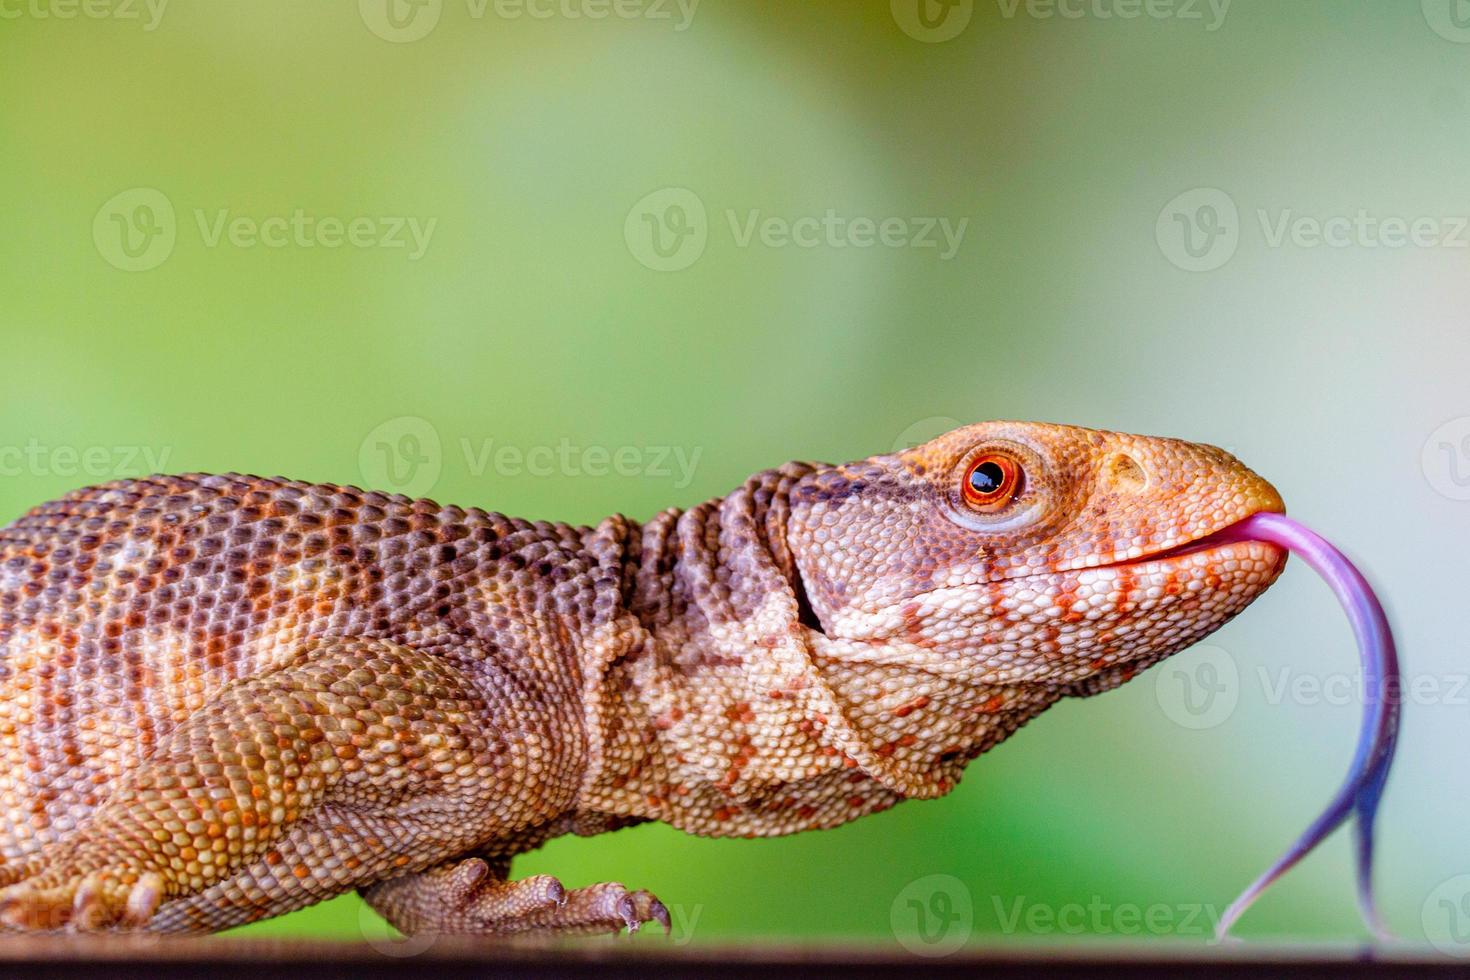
0,420 -> 1289,935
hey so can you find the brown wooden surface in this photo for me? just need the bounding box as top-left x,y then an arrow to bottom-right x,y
0,936 -> 1462,980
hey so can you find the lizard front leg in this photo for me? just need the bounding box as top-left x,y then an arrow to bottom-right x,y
0,638 -> 572,932
361,857 -> 670,936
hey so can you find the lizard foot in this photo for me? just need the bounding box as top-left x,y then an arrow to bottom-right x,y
364,859 -> 669,937
441,857 -> 566,923
0,869 -> 164,932
497,880 -> 670,936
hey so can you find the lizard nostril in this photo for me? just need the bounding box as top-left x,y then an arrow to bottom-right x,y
1106,453 -> 1147,491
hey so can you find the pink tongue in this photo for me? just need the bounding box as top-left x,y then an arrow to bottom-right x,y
1208,513 -> 1399,940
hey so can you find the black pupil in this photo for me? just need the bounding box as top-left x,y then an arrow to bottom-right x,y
969,461 -> 1006,496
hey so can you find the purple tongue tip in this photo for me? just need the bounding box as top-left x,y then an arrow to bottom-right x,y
1209,512 -> 1400,941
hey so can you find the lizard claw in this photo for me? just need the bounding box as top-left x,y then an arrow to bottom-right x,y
563,883 -> 671,936
622,890 -> 670,935
615,894 -> 639,934
443,857 -> 491,908
70,876 -> 107,931
366,864 -> 671,938
123,872 -> 166,927
0,889 -> 58,931
463,880 -> 672,937
432,860 -> 567,925
646,894 -> 672,935
0,878 -> 79,931
0,869 -> 163,932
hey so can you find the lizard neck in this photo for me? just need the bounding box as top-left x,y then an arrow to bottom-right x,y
618,462 -> 822,637
572,465 -> 1039,838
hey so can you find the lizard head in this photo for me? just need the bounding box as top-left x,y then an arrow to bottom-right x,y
787,421 -> 1287,689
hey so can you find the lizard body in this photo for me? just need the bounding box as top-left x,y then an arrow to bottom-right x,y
0,421 -> 1285,934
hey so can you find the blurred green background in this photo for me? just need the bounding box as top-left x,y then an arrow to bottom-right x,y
2,0 -> 1469,953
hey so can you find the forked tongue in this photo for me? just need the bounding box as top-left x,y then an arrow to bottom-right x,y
1209,512 -> 1399,941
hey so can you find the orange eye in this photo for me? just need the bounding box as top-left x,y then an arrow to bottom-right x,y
962,453 -> 1021,510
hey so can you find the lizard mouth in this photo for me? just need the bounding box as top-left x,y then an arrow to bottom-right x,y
1104,513 -> 1288,571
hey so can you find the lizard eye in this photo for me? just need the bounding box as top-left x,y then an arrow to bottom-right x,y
962,453 -> 1022,511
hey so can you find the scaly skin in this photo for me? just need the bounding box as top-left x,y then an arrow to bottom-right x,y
0,421 -> 1286,934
